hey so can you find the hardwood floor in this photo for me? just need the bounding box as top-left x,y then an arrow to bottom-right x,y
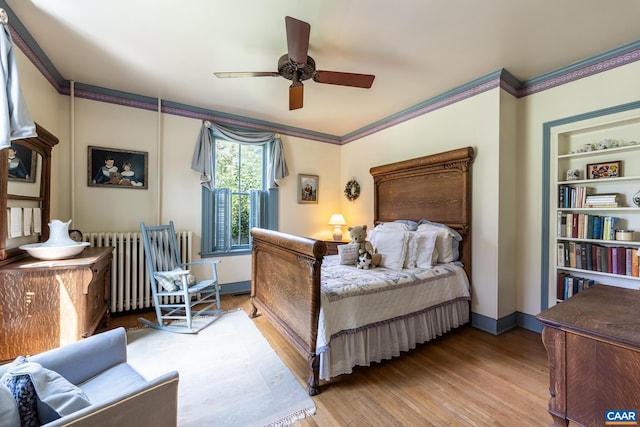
105,295 -> 554,426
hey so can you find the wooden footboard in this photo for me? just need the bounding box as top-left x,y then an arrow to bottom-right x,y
249,228 -> 326,396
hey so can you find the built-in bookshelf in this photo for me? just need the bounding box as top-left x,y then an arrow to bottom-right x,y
550,114 -> 640,305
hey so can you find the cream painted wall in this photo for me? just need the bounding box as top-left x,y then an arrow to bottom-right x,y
340,90 -> 503,320
497,90 -> 518,319
517,60 -> 640,317
277,136 -> 343,241
14,39 -> 640,324
15,50 -> 63,216
71,98 -> 159,231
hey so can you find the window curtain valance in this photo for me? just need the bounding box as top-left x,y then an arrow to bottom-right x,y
191,120 -> 289,190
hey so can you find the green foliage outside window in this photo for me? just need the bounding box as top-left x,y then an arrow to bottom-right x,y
215,140 -> 264,246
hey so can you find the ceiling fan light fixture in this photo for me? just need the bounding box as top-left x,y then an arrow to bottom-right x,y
289,82 -> 303,110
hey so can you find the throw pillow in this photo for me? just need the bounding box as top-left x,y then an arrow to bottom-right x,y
338,243 -> 359,265
2,358 -> 91,424
0,382 -> 20,427
1,373 -> 38,427
154,268 -> 191,291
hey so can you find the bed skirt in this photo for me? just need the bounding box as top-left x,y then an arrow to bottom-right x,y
318,298 -> 470,380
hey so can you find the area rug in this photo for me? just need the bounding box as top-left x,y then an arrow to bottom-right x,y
126,309 -> 316,426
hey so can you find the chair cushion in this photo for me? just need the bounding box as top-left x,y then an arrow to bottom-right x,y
1,356 -> 92,424
78,363 -> 147,404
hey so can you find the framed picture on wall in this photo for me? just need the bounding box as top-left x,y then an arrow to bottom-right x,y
298,174 -> 318,204
8,142 -> 37,183
88,146 -> 148,189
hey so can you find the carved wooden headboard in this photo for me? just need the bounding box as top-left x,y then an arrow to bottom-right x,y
369,146 -> 475,280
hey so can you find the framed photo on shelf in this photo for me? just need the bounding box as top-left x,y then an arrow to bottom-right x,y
298,174 -> 319,204
88,146 -> 148,189
586,160 -> 621,180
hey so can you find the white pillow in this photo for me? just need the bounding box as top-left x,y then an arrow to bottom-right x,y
369,222 -> 409,248
414,230 -> 439,268
338,243 -> 359,265
373,230 -> 408,270
376,222 -> 410,231
417,222 -> 461,263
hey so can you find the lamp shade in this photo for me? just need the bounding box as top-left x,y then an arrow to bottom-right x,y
328,214 -> 346,241
328,214 -> 346,226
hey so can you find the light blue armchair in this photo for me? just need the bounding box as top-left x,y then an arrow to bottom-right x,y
0,327 -> 179,427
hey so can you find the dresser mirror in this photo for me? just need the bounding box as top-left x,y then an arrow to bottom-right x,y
0,123 -> 58,264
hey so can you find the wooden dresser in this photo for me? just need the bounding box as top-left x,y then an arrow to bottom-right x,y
536,285 -> 640,427
0,246 -> 112,363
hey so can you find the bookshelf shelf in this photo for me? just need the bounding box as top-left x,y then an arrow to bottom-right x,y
556,266 -> 640,282
557,143 -> 640,159
557,207 -> 640,212
557,237 -> 640,246
558,175 -> 640,185
549,113 -> 640,306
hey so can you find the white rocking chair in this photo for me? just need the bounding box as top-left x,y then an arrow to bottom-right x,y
139,221 -> 222,333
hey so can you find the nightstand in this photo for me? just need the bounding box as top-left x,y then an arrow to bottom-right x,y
323,240 -> 350,255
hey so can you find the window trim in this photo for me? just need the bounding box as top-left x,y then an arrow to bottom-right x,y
200,139 -> 278,258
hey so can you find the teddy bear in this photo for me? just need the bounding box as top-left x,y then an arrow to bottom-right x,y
348,225 -> 381,267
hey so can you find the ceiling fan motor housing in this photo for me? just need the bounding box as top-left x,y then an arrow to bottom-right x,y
278,54 -> 315,81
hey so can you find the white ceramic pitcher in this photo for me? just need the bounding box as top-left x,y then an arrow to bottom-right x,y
42,219 -> 77,247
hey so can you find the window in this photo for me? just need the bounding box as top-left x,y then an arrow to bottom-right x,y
201,138 -> 278,256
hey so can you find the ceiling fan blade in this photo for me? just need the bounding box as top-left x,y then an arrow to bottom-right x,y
289,83 -> 304,110
214,72 -> 279,78
313,71 -> 375,88
285,16 -> 310,65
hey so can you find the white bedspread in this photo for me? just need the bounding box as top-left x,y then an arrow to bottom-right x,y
317,256 -> 471,353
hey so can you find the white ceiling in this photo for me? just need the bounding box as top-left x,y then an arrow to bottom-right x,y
5,0 -> 640,137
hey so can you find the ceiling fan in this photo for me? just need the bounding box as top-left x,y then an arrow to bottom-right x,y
214,16 -> 375,110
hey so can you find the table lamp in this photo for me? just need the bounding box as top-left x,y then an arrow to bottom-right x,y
328,214 -> 347,241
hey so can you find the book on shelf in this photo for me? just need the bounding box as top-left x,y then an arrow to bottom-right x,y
584,243 -> 593,270
584,193 -> 619,208
558,185 -> 593,208
633,249 -> 639,277
616,247 -> 626,275
575,243 -> 583,269
559,273 -> 595,300
557,242 -> 565,267
569,242 -> 577,268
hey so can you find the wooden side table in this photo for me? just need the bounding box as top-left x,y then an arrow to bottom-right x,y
536,285 -> 640,427
323,240 -> 350,255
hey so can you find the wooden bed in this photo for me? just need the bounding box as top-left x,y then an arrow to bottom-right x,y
250,146 -> 475,395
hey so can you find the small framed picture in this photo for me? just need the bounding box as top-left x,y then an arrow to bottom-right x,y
298,174 -> 318,204
8,141 -> 37,183
586,161 -> 621,180
88,146 -> 148,189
